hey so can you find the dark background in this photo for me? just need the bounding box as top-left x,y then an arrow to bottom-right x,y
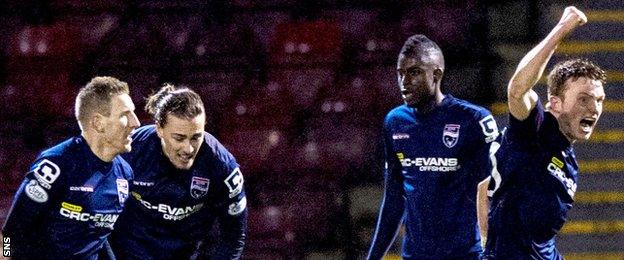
0,0 -> 622,258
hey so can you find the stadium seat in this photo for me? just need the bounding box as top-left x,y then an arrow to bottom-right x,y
219,128 -> 291,175
0,83 -> 31,118
348,14 -> 402,65
319,9 -> 378,45
246,205 -> 299,259
6,72 -> 75,117
281,190 -> 342,248
6,24 -> 82,61
180,70 -> 243,113
87,20 -> 173,72
301,125 -> 379,178
59,14 -> 121,49
354,67 -> 403,114
306,74 -> 383,128
181,20 -> 265,69
243,11 -> 290,51
269,20 -> 342,66
219,80 -> 297,131
144,13 -> 202,53
268,68 -> 335,112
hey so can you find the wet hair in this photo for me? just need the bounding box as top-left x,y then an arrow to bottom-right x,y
145,83 -> 205,126
547,58 -> 606,98
399,34 -> 445,69
75,76 -> 129,130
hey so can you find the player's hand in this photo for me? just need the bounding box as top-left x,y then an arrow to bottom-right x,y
558,6 -> 587,29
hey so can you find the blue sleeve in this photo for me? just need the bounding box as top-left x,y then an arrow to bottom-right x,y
2,157 -> 67,258
469,110 -> 499,181
487,101 -> 544,197
367,125 -> 405,260
208,166 -> 247,260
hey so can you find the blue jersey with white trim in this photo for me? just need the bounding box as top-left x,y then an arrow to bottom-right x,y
2,136 -> 132,259
368,95 -> 498,259
110,125 -> 247,260
484,100 -> 578,259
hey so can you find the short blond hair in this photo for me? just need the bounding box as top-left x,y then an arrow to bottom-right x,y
75,76 -> 129,130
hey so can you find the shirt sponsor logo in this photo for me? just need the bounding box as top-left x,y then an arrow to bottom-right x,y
392,133 -> 410,140
58,202 -> 119,229
547,157 -> 577,198
399,154 -> 460,172
25,180 -> 48,203
228,196 -> 247,216
116,179 -> 129,205
69,186 -> 94,192
442,124 -> 460,148
133,180 -> 155,187
190,176 -> 210,199
132,192 -> 204,221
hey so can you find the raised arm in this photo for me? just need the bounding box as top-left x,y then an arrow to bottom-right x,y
507,6 -> 587,120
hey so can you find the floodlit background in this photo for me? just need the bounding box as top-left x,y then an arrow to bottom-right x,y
0,0 -> 622,258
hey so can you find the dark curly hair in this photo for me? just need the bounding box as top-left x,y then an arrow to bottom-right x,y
399,34 -> 445,70
145,83 -> 205,126
547,58 -> 606,98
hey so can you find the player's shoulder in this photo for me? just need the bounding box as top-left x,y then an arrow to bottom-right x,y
385,104 -> 413,124
39,136 -> 80,157
197,132 -> 239,178
30,136 -> 86,184
132,125 -> 158,143
446,95 -> 492,119
112,155 -> 134,179
123,125 -> 160,163
36,136 -> 84,168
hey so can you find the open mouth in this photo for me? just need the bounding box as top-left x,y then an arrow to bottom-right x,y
179,154 -> 193,163
579,118 -> 596,132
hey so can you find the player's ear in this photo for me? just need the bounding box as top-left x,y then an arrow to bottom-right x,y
155,121 -> 164,138
433,68 -> 443,84
91,113 -> 106,133
549,95 -> 563,113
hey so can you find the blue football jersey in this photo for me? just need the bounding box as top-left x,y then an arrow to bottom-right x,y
484,100 -> 577,259
368,95 -> 499,259
110,125 -> 247,260
2,136 -> 132,259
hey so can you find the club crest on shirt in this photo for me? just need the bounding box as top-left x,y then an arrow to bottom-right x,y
116,179 -> 129,204
442,124 -> 460,148
190,176 -> 210,199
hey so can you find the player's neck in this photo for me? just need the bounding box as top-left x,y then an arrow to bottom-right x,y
415,91 -> 445,114
82,131 -> 116,162
551,114 -> 576,144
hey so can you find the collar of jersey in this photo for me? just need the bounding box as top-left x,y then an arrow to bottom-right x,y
411,94 -> 453,117
543,111 -> 574,152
